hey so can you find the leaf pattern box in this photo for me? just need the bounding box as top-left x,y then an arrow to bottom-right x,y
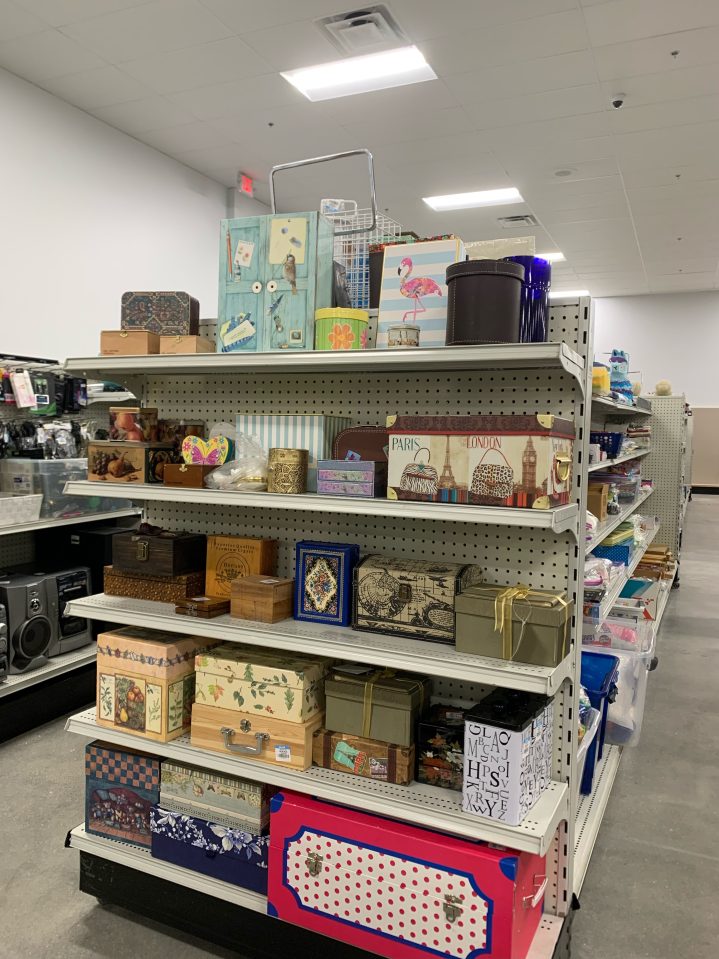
386,414 -> 575,509
268,790 -> 547,959
85,741 -> 160,848
96,626 -> 219,743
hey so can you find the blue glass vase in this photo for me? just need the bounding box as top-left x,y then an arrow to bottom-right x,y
502,256 -> 551,342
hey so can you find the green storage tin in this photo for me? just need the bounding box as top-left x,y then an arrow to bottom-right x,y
455,584 -> 572,667
325,667 -> 430,747
314,308 -> 369,351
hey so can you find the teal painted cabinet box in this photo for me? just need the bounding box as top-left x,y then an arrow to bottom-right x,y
218,212 -> 334,353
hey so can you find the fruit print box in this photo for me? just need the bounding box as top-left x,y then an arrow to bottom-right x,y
268,790 -> 547,959
85,740 -> 160,848
96,626 -> 219,743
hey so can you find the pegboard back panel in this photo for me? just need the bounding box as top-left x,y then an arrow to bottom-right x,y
0,531 -> 35,568
643,395 -> 686,556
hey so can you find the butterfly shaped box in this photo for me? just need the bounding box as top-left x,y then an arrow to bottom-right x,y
386,414 -> 575,510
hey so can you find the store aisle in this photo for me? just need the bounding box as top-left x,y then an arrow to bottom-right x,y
573,495 -> 719,959
1,498 -> 717,959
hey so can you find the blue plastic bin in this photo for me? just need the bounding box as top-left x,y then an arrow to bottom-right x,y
580,651 -> 619,762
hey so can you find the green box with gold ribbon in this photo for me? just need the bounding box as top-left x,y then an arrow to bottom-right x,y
325,667 -> 431,747
455,585 -> 572,667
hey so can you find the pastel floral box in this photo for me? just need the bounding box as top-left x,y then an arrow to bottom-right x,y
316,460 -> 387,498
194,642 -> 330,723
294,540 -> 360,627
150,805 -> 269,894
160,760 -> 273,831
96,626 -> 219,743
85,741 -> 160,848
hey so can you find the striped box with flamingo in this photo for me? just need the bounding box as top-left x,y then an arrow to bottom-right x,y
376,238 -> 465,349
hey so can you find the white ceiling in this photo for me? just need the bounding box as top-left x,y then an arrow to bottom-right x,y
2,0 -> 719,296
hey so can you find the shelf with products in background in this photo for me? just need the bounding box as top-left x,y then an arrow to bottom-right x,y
60,291 -> 594,959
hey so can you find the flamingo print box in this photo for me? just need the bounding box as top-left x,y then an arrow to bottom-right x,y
377,238 -> 465,349
268,790 -> 547,959
387,414 -> 575,509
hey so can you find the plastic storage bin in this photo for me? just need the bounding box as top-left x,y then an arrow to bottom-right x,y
0,458 -> 132,518
578,707 -> 601,795
590,431 -> 624,458
580,651 -> 619,760
0,492 -> 43,527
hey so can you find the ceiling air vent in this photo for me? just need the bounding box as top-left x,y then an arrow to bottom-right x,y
317,6 -> 409,55
497,214 -> 538,228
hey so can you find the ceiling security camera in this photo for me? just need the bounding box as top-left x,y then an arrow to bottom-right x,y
611,95 -> 625,109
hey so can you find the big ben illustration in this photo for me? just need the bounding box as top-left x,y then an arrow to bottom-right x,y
521,436 -> 537,492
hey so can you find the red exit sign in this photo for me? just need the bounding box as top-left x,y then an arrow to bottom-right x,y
239,173 -> 254,197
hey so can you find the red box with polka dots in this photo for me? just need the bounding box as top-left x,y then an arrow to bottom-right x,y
267,790 -> 547,959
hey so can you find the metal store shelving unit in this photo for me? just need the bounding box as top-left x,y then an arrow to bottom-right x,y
587,447 -> 650,472
62,300 -> 594,957
585,485 -> 655,551
642,395 -> 688,561
0,646 -> 96,699
0,508 -> 139,538
573,745 -> 622,896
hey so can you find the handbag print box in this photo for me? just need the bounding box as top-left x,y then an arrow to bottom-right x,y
376,238 -> 465,349
387,414 -> 575,509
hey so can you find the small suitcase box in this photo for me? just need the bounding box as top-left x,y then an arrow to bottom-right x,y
268,790 -> 547,959
85,741 -> 160,848
386,414 -> 575,509
312,728 -> 415,785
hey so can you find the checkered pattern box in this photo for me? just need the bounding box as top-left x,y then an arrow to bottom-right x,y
85,740 -> 160,848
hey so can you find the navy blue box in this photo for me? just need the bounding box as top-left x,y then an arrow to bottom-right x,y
150,805 -> 268,893
294,540 -> 360,627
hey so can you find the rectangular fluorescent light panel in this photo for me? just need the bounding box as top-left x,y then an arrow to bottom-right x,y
423,188 -> 523,211
537,251 -> 565,263
281,46 -> 436,101
548,289 -> 590,298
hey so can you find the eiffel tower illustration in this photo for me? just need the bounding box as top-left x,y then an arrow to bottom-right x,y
438,434 -> 456,489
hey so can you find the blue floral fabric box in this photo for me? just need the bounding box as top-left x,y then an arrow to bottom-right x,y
294,540 -> 360,628
150,805 -> 269,893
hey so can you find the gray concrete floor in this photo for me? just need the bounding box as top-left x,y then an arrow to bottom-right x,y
0,497 -> 717,958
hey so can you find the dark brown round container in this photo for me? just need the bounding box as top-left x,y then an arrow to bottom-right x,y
446,259 -> 525,345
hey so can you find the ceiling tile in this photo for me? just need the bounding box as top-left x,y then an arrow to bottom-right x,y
419,11 -> 589,76
534,199 -> 630,223
648,272 -> 717,292
197,0 -> 344,35
603,63 -> 719,109
526,181 -> 626,209
608,93 -> 719,135
92,94 -> 197,133
582,0 -> 719,47
319,78 -> 460,126
464,83 -> 603,130
592,27 -> 719,82
372,131 -> 493,167
503,157 -> 620,188
621,163 -> 719,189
121,37 -> 274,94
60,0 -> 231,60
38,65 -> 151,109
0,28 -> 103,79
340,106 -> 474,149
168,72 -> 301,120
444,52 -> 597,106
382,153 -> 512,197
15,0 -> 153,26
391,0 -> 580,42
240,18 -> 343,70
0,1 -> 47,40
138,119 -> 236,154
613,121 -> 719,169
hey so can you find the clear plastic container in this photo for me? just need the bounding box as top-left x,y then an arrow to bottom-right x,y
0,492 -> 43,526
0,458 -> 132,518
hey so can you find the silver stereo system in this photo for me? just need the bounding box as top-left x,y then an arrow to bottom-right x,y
0,566 -> 92,674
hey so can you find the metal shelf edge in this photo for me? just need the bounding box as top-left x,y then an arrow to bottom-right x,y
573,745 -> 621,896
587,448 -> 651,472
0,508 -> 141,538
0,647 -> 96,699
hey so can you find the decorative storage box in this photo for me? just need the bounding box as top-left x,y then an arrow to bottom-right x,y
353,555 -> 483,644
463,691 -> 551,826
294,541 -> 360,627
386,414 -> 575,508
376,238 -> 466,350
588,482 -> 609,521
159,335 -> 214,354
160,761 -> 273,833
109,407 -> 159,442
195,643 -> 328,723
191,703 -> 322,771
231,575 -> 294,624
100,330 -> 159,355
96,626 -> 218,743
417,703 -> 470,791
235,415 -> 352,492
85,741 -> 160,848
314,308 -> 369,350
88,441 -> 176,484
312,728 -> 414,785
121,291 -> 200,336
150,805 -> 269,893
175,596 -> 230,619
317,460 -> 387,498
163,463 -> 216,488
455,585 -> 572,667
332,425 -> 389,462
157,420 -> 206,445
205,534 -> 277,599
112,529 -> 206,578
325,666 -> 430,747
104,566 -> 205,603
268,791 -> 547,959
218,213 -> 334,353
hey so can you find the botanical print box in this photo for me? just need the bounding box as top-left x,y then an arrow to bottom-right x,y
376,237 -> 465,350
85,741 -> 160,848
387,414 -> 575,509
294,540 -> 360,627
96,626 -> 218,743
353,555 -> 482,644
268,790 -> 547,959
235,415 -> 352,492
150,805 -> 269,893
194,643 -> 329,723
